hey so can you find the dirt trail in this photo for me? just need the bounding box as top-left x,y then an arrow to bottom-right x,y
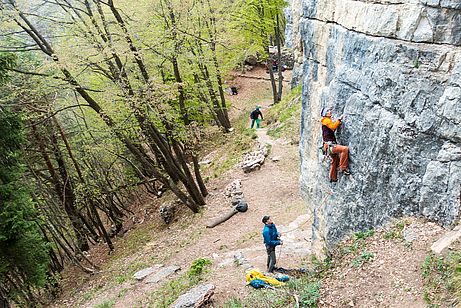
53,67 -> 309,307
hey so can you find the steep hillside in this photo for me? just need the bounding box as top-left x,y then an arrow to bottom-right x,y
50,68 -> 308,307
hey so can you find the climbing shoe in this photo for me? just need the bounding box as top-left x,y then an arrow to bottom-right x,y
330,179 -> 338,183
341,169 -> 351,176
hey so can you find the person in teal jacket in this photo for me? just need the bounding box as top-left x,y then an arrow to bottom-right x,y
262,215 -> 283,273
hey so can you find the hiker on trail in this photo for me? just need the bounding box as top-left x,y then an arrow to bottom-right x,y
272,59 -> 278,71
321,107 -> 350,182
262,216 -> 282,273
250,106 -> 263,129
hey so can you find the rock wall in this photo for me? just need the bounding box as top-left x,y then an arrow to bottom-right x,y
291,0 -> 461,251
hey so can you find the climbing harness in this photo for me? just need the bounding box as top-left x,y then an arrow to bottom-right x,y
324,141 -> 336,155
319,141 -> 337,164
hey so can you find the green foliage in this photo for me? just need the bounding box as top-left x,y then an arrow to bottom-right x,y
203,118 -> 257,178
0,53 -> 16,83
115,275 -> 129,284
224,277 -> 320,308
309,254 -> 332,278
188,258 -> 212,277
0,109 -> 49,303
243,128 -> 258,139
233,0 -> 288,51
266,85 -> 302,140
297,281 -> 321,307
351,251 -> 374,267
222,298 -> 243,308
383,220 -> 409,241
341,240 -> 361,255
148,258 -> 212,307
383,230 -> 400,240
94,299 -> 116,308
421,251 -> 461,305
82,288 -> 99,301
354,229 -> 374,240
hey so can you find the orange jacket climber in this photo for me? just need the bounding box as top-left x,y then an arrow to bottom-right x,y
320,107 -> 350,182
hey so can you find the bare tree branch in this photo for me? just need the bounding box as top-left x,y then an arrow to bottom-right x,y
26,104 -> 91,127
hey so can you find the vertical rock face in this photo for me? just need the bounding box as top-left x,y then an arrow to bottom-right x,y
290,0 -> 461,250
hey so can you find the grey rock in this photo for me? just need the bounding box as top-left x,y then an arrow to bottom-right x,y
172,283 -> 215,308
159,202 -> 178,225
224,179 -> 242,198
290,0 -> 461,251
240,143 -> 269,173
133,264 -> 163,280
245,55 -> 258,66
431,225 -> 461,254
144,265 -> 180,284
233,251 -> 246,266
403,229 -> 417,244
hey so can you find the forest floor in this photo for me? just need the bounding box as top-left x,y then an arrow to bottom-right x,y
50,67 -> 458,308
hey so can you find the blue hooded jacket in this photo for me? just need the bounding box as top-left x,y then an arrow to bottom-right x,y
262,223 -> 280,247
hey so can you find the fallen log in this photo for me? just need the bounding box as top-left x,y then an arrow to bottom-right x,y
206,208 -> 238,228
206,202 -> 248,228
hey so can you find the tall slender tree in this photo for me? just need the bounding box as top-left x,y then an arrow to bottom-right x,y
234,0 -> 287,103
0,54 -> 49,306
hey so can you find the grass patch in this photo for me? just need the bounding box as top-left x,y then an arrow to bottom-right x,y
266,85 -> 302,141
351,250 -> 375,268
105,224 -> 155,266
82,288 -> 99,302
117,288 -> 128,298
148,258 -> 212,307
94,298 -> 116,308
421,251 -> 461,306
224,254 -> 328,308
127,260 -> 151,275
236,230 -> 260,245
115,274 -> 129,284
354,229 -> 374,240
338,229 -> 375,258
382,220 -> 410,241
198,119 -> 258,179
223,277 -> 320,308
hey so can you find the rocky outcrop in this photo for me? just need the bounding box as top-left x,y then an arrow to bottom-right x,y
172,284 -> 215,308
290,0 -> 461,251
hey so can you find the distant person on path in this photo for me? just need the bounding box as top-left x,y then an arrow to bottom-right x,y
272,59 -> 278,71
262,215 -> 282,273
321,107 -> 350,182
250,106 -> 263,129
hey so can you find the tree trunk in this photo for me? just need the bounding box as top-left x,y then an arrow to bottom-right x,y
204,10 -> 231,130
191,153 -> 208,197
32,125 -> 89,252
49,131 -> 90,252
276,14 -> 283,102
267,58 -> 278,105
0,288 -> 11,308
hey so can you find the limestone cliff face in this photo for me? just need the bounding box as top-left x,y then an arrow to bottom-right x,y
288,0 -> 461,250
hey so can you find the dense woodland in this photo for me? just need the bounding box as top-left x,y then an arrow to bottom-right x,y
0,0 -> 287,306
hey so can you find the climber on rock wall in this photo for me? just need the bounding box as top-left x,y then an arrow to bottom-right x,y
320,107 -> 350,182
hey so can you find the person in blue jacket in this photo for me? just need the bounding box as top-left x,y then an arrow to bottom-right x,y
262,215 -> 283,273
